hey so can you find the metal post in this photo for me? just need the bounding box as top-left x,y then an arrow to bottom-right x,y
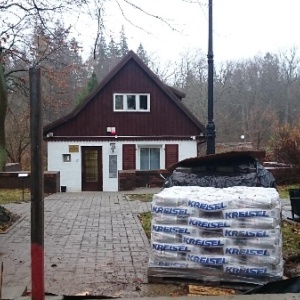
0,262 -> 3,300
206,0 -> 216,155
30,67 -> 44,300
22,177 -> 24,202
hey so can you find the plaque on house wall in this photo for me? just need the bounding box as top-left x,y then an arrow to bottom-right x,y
69,145 -> 79,153
109,155 -> 117,178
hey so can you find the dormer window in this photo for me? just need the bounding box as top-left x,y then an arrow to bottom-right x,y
113,93 -> 150,112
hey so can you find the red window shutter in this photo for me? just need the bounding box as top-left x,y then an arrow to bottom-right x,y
165,144 -> 179,169
123,144 -> 136,170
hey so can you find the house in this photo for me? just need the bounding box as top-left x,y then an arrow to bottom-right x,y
43,51 -> 206,192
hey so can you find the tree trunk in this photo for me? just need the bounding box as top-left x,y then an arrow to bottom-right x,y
0,62 -> 7,172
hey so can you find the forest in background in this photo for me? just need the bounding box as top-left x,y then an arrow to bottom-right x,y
1,2 -> 300,169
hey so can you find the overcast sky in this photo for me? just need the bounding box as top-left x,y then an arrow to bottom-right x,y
73,0 -> 300,63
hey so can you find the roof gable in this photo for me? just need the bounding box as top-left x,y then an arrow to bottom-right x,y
44,50 -> 205,135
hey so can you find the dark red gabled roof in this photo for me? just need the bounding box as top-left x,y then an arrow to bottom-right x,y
44,50 -> 205,134
165,85 -> 186,100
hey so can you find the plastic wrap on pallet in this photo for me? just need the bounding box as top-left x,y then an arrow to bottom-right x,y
151,223 -> 199,235
148,260 -> 284,285
188,216 -> 279,229
223,228 -> 281,239
150,243 -> 281,266
148,186 -> 283,284
153,186 -> 281,210
223,260 -> 284,277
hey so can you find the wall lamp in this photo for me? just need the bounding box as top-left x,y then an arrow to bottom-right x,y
110,142 -> 116,153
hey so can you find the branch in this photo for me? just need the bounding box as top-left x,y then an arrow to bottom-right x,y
0,3 -> 34,11
93,7 -> 104,60
6,149 -> 15,163
0,2 -> 64,12
115,0 -> 151,34
5,68 -> 28,77
120,0 -> 179,32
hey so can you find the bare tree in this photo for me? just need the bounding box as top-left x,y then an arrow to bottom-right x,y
0,0 -> 92,170
0,0 -> 178,171
278,47 -> 300,124
173,49 -> 295,150
0,48 -> 7,171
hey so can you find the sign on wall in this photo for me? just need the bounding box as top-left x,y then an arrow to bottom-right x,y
69,145 -> 79,153
109,155 -> 117,178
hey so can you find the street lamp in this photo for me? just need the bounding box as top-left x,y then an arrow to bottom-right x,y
240,134 -> 245,150
206,0 -> 216,155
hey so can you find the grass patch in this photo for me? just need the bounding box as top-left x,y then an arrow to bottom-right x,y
0,189 -> 30,205
138,211 -> 152,239
277,184 -> 299,199
282,220 -> 300,259
126,194 -> 153,202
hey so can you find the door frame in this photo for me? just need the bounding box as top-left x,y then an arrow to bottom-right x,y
81,146 -> 103,191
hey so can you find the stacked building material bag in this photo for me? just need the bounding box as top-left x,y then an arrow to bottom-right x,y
148,186 -> 283,284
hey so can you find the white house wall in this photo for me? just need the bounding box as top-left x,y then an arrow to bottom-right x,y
47,140 -> 197,192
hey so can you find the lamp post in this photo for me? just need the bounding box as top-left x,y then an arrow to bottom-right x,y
206,0 -> 216,155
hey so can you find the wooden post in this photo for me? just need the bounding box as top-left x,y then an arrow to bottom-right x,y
0,261 -> 3,299
30,67 -> 44,300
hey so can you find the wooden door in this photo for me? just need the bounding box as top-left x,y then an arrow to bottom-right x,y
165,144 -> 179,169
82,146 -> 103,191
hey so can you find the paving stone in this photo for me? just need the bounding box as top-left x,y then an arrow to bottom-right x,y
1,189 -> 157,295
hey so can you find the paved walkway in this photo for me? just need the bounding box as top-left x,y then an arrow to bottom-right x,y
0,189 -> 297,297
0,189 -> 161,296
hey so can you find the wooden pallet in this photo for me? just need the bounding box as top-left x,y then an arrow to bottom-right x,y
148,267 -> 264,291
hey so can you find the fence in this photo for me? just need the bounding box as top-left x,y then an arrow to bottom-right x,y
0,171 -> 60,194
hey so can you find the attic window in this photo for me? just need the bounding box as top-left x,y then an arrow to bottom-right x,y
113,93 -> 150,112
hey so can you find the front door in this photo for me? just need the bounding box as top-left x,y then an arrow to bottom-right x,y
82,146 -> 103,191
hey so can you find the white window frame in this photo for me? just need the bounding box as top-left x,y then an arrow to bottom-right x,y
138,145 -> 162,170
113,93 -> 150,112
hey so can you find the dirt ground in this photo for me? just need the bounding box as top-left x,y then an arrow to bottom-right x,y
284,254 -> 300,278
0,206 -> 19,233
89,283 -> 189,298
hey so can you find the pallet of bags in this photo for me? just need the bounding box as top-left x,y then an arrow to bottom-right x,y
148,186 -> 283,285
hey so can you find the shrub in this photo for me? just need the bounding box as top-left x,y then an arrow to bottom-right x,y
271,121 -> 300,166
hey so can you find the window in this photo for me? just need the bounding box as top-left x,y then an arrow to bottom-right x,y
139,95 -> 148,110
84,150 -> 98,182
114,93 -> 150,112
127,95 -> 136,110
115,95 -> 123,110
109,155 -> 118,178
140,147 -> 160,170
62,154 -> 71,162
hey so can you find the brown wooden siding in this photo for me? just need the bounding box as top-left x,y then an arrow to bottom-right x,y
51,60 -> 202,137
165,144 -> 179,169
122,144 -> 136,170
